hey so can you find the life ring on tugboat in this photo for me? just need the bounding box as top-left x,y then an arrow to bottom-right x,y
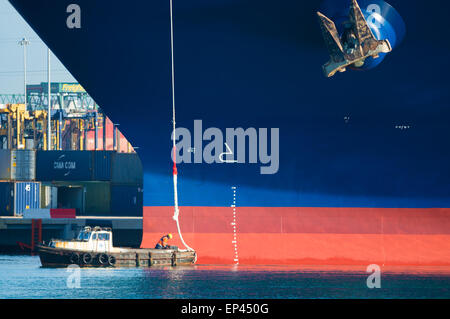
69,252 -> 80,264
98,253 -> 109,265
82,253 -> 93,265
108,255 -> 116,266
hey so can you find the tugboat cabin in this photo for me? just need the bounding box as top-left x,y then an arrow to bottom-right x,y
49,226 -> 114,253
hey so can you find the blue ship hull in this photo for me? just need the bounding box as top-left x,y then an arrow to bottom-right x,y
8,0 -> 450,266
9,0 -> 450,208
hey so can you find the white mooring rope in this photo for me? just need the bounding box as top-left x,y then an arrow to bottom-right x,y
170,0 -> 194,253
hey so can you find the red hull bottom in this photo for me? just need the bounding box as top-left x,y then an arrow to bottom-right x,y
141,207 -> 450,267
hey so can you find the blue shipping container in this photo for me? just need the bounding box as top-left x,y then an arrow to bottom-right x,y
36,151 -> 93,181
0,182 -> 14,216
110,184 -> 143,217
14,182 -> 40,216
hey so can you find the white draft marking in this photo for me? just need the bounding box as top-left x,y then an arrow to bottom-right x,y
231,186 -> 239,265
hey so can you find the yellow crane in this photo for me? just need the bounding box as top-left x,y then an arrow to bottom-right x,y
0,104 -> 51,150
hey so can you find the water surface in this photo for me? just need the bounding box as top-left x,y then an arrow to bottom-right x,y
0,255 -> 449,299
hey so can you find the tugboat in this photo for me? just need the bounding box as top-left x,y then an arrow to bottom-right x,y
37,226 -> 197,268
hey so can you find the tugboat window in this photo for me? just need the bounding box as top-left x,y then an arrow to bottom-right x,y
105,234 -> 110,241
83,232 -> 91,241
92,233 -> 97,240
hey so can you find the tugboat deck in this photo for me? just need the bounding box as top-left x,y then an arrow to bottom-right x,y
38,245 -> 197,268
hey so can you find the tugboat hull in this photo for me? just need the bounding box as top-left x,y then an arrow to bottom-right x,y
37,246 -> 196,268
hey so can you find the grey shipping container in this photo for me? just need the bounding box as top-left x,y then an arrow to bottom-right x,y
36,151 -> 93,181
111,153 -> 143,185
0,182 -> 14,216
14,182 -> 40,216
40,185 -> 57,209
11,150 -> 36,181
0,150 -> 36,181
110,184 -> 143,217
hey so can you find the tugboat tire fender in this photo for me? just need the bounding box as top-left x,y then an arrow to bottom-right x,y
108,255 -> 116,266
82,253 -> 93,265
69,252 -> 80,264
98,253 -> 108,265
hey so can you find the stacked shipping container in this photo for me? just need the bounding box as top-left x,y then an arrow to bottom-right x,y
0,150 -> 40,216
35,151 -> 142,183
0,182 -> 13,216
14,182 -> 40,216
0,182 -> 41,216
0,150 -> 143,217
110,152 -> 143,217
0,150 -> 35,181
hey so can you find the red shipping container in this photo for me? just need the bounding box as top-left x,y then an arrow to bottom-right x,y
50,208 -> 76,219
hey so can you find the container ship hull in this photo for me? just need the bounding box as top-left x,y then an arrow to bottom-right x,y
142,207 -> 450,266
8,0 -> 450,266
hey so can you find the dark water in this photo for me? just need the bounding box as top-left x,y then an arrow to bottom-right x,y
0,255 -> 449,299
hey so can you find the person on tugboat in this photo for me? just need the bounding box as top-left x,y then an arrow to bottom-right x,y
155,233 -> 173,249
